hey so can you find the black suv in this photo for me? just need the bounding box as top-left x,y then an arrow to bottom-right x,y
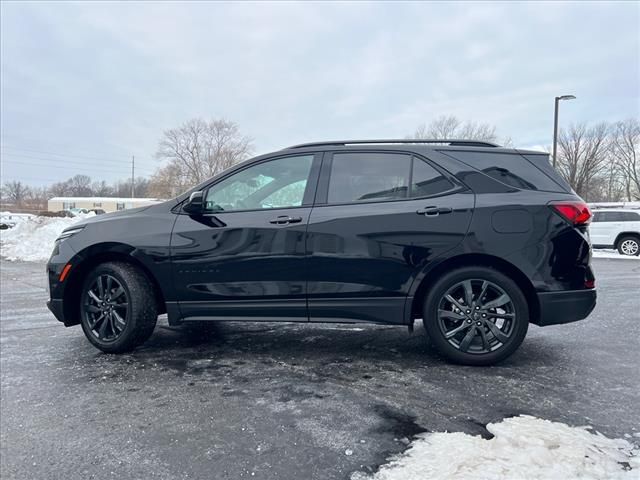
46,139 -> 596,365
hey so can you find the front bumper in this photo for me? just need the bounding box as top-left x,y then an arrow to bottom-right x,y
47,299 -> 65,324
535,289 -> 597,326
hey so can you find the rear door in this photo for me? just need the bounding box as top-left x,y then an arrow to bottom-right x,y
171,153 -> 321,321
305,151 -> 474,324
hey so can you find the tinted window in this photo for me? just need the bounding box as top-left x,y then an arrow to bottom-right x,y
327,153 -> 410,203
621,211 -> 640,221
592,212 -> 604,222
205,155 -> 313,212
411,158 -> 454,197
600,211 -> 640,222
445,151 -> 566,192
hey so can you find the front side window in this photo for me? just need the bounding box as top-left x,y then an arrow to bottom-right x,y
204,155 -> 313,212
327,153 -> 411,204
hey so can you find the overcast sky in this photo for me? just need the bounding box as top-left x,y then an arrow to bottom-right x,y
1,1 -> 639,186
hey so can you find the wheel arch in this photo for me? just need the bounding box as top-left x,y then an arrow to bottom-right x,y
614,231 -> 640,247
409,253 -> 540,324
62,243 -> 167,326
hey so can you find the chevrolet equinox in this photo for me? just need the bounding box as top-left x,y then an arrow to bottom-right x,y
47,139 -> 597,365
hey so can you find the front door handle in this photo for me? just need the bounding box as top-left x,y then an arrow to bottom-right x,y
416,206 -> 453,216
269,215 -> 303,225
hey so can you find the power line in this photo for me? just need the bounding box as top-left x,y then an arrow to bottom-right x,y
0,145 -> 157,169
1,158 -> 156,177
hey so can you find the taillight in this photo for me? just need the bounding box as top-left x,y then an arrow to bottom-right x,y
549,201 -> 592,226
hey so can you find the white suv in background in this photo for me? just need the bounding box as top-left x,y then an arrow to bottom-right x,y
590,209 -> 640,256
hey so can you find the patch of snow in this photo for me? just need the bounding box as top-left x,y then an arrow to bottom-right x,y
593,249 -> 640,260
0,213 -> 94,262
351,415 -> 639,480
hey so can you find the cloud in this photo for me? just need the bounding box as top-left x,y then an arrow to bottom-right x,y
1,1 -> 638,184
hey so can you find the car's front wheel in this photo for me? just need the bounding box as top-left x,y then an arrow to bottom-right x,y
80,262 -> 158,353
423,266 -> 529,366
617,235 -> 640,256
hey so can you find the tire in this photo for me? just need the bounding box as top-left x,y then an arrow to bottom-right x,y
80,262 -> 158,353
422,266 -> 529,366
616,235 -> 640,256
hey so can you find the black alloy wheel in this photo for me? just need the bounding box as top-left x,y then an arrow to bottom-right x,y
83,274 -> 129,342
437,279 -> 516,354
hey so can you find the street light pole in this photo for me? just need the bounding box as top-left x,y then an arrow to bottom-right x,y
552,95 -> 576,168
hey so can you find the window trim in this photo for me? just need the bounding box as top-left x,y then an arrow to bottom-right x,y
181,152 -> 323,215
315,149 -> 465,207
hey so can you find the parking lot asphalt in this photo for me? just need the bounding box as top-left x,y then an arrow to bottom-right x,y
1,258 -> 639,480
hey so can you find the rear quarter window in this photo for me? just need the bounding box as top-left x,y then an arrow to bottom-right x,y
443,150 -> 568,193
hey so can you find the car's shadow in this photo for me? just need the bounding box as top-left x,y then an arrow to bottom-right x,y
73,319 -> 565,378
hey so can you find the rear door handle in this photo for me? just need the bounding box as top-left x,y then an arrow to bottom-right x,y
269,215 -> 303,225
416,206 -> 453,216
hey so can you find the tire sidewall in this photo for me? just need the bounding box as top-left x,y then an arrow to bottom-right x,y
423,267 -> 529,366
80,264 -> 138,353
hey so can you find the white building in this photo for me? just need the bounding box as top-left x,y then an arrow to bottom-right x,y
48,197 -> 163,213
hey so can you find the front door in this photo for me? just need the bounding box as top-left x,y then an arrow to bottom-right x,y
171,153 -> 320,321
305,151 -> 474,324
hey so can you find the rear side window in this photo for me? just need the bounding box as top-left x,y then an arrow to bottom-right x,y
444,151 -> 567,192
327,153 -> 411,203
598,211 -> 640,222
411,158 -> 454,197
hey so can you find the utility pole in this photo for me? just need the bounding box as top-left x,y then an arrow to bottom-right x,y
131,155 -> 135,198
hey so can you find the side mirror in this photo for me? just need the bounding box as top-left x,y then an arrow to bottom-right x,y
183,191 -> 204,215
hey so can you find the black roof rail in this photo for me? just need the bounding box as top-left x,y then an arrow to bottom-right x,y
287,139 -> 501,149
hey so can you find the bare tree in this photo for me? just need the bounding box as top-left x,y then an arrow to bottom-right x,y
556,122 -> 611,200
91,180 -> 114,197
610,118 -> 640,200
409,115 -> 499,143
148,163 -> 187,199
1,181 -> 31,207
155,118 -> 252,190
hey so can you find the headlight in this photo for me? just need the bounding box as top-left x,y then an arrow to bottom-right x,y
56,226 -> 85,241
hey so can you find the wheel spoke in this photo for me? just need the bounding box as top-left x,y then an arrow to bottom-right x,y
106,276 -> 113,294
113,302 -> 128,309
91,313 -> 106,331
478,325 -> 490,351
439,309 -> 465,321
485,320 -> 510,344
482,294 -> 510,310
477,281 -> 489,305
445,294 -> 467,313
461,280 -> 474,306
112,310 -> 126,326
88,290 -> 101,304
111,287 -> 125,300
445,321 -> 472,339
489,312 -> 514,319
98,314 -> 109,339
459,326 -> 477,352
97,277 -> 105,297
84,304 -> 101,313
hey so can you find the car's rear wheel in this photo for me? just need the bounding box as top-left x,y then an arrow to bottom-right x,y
617,236 -> 640,256
80,262 -> 158,353
423,266 -> 529,366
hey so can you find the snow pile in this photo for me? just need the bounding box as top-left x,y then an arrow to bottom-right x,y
0,213 -> 94,262
593,249 -> 640,260
351,415 -> 639,480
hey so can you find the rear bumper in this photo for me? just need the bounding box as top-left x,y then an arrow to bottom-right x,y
535,289 -> 596,326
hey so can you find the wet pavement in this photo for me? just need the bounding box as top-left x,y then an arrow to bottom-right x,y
1,258 -> 639,479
